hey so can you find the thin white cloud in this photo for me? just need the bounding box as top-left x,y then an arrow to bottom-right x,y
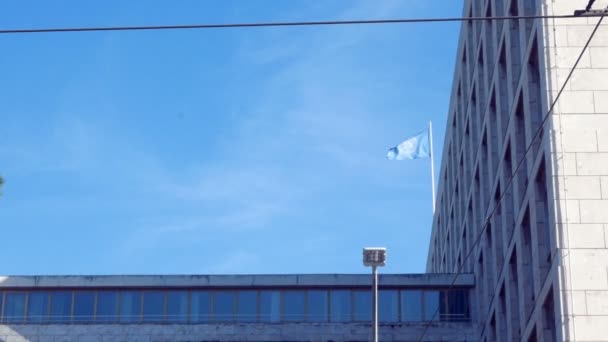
1,0 -> 431,273
205,250 -> 263,274
115,0 -> 425,256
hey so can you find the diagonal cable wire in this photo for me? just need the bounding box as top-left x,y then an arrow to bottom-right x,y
416,10 -> 606,342
0,14 -> 604,35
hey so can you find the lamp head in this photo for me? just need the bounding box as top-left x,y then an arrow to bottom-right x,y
363,247 -> 387,267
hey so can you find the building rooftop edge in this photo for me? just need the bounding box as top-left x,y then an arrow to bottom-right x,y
0,273 -> 474,288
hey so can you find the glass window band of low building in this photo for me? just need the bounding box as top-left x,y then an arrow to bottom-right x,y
0,288 -> 469,324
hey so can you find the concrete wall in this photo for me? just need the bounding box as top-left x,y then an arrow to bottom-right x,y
426,0 -> 608,341
0,322 -> 477,342
0,274 -> 476,342
0,274 -> 474,289
544,0 -> 608,341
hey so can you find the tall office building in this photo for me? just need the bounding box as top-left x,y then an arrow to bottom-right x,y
426,0 -> 608,341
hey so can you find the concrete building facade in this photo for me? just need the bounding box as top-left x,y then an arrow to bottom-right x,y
426,0 -> 608,341
0,274 -> 474,342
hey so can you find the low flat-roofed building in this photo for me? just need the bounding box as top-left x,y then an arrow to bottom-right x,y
0,274 -> 475,342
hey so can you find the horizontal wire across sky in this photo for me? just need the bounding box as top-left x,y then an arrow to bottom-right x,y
0,13 -> 605,35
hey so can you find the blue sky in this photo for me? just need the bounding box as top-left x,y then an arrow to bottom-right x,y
0,0 -> 462,275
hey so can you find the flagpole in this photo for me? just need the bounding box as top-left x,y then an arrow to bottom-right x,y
429,121 -> 436,214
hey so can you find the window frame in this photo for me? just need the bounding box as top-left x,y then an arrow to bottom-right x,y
3,291 -> 27,323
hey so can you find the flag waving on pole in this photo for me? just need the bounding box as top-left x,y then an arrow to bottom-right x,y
387,122 -> 437,214
386,130 -> 430,160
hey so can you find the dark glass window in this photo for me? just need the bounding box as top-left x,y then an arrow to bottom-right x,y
50,292 -> 72,323
330,290 -> 351,322
446,290 -> 469,321
73,292 -> 95,322
0,294 -> 2,322
401,290 -> 422,321
27,292 -> 49,323
379,290 -> 399,322
307,290 -> 328,322
213,291 -> 234,322
190,291 -> 211,323
353,290 -> 371,322
260,291 -> 280,323
96,292 -> 118,322
282,291 -> 305,322
143,291 -> 165,322
167,291 -> 188,323
424,291 -> 440,321
237,290 -> 258,322
4,293 -> 26,323
120,291 -> 142,323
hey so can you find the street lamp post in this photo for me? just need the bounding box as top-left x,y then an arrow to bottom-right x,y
363,247 -> 387,342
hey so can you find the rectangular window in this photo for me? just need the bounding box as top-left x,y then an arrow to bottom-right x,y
4,293 -> 26,323
237,290 -> 258,322
96,291 -> 118,322
283,291 -> 305,322
330,290 -> 351,322
307,290 -> 328,322
509,250 -> 521,338
401,290 -> 422,321
73,292 -> 95,322
190,291 -> 211,323
50,291 -> 72,323
498,287 -> 508,341
446,290 -> 469,322
424,291 -> 440,321
353,290 -> 371,322
521,211 -> 536,319
120,291 -> 142,323
143,291 -> 165,322
260,291 -> 280,323
542,289 -> 556,342
535,160 -> 551,282
167,291 -> 188,323
213,291 -> 234,322
379,290 -> 399,322
27,292 -> 49,323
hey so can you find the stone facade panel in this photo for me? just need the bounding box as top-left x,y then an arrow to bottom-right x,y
560,115 -> 608,130
554,152 -> 578,176
564,176 -> 602,199
556,91 -> 595,113
580,200 -> 608,223
585,290 -> 608,314
576,153 -> 608,175
573,316 -> 608,341
567,223 -> 605,248
561,130 -> 598,152
566,25 -> 608,47
567,249 -> 608,290
570,290 -> 589,315
556,47 -> 592,68
590,47 -> 608,68
569,69 -> 608,91
596,91 -> 608,113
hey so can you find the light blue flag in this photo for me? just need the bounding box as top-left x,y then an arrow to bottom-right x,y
387,130 -> 430,160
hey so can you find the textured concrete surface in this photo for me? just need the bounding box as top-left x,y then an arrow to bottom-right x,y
0,322 -> 477,342
0,274 -> 474,289
426,0 -> 608,341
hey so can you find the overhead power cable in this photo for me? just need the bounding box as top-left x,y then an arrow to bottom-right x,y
416,11 -> 606,342
0,13 -> 604,35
